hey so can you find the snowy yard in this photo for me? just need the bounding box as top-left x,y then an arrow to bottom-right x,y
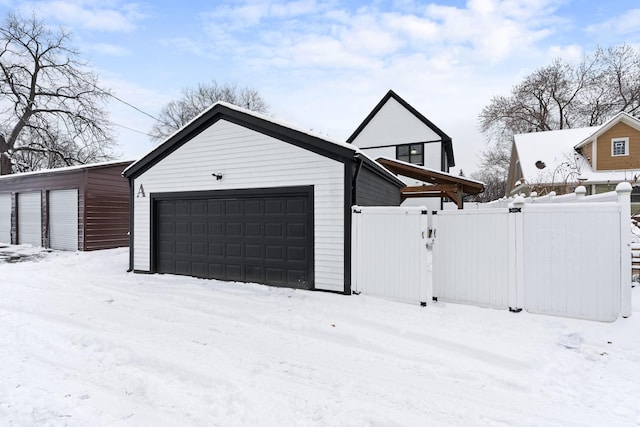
1,247 -> 639,426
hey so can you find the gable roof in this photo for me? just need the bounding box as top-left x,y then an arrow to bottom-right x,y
125,102 -> 356,179
346,90 -> 455,168
514,126 -> 598,182
512,111 -> 640,191
123,101 -> 403,187
574,111 -> 640,149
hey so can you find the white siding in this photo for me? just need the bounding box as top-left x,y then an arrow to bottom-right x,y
49,189 -> 79,251
0,193 -> 10,243
423,142 -> 441,170
350,97 -> 442,147
133,119 -> 345,292
18,192 -> 42,246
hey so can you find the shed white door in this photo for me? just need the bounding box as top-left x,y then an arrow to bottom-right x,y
49,189 -> 79,251
0,193 -> 10,243
18,192 -> 42,246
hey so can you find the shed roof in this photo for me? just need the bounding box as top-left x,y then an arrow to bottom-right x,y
0,160 -> 133,182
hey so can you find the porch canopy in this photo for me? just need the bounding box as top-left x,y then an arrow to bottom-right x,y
376,157 -> 485,209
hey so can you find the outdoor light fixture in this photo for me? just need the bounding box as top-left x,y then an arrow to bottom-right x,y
535,160 -> 546,169
212,173 -> 223,180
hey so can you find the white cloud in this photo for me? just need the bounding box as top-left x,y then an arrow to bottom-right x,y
586,8 -> 640,36
18,0 -> 147,32
86,42 -> 131,56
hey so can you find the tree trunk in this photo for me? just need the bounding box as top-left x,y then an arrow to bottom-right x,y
0,153 -> 12,175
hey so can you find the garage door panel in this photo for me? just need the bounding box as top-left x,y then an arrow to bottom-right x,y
155,191 -> 312,289
226,222 -> 242,236
265,200 -> 284,215
208,200 -> 224,215
227,264 -> 243,281
246,223 -> 262,237
209,242 -> 224,256
192,242 -> 206,256
245,244 -> 262,259
287,223 -> 306,238
192,262 -> 206,276
226,200 -> 243,215
226,243 -> 242,258
287,199 -> 306,214
288,246 -> 306,261
18,192 -> 42,247
245,200 -> 263,215
266,246 -> 284,261
266,223 -> 283,238
0,193 -> 10,243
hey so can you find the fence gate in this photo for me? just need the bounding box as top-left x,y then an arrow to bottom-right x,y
432,209 -> 516,310
431,186 -> 631,322
351,206 -> 430,304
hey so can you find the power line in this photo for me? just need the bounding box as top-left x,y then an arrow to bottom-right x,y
111,121 -> 155,137
106,92 -> 166,125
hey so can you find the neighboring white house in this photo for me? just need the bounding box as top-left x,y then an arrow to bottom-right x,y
507,112 -> 640,207
347,90 -> 456,209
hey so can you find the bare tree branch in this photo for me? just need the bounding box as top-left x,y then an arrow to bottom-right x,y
150,80 -> 269,142
477,44 -> 640,200
0,12 -> 115,174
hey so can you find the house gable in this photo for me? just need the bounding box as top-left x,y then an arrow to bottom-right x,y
346,90 -> 455,170
594,121 -> 640,171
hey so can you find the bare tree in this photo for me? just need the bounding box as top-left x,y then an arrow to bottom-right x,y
476,44 -> 640,199
0,12 -> 115,175
150,81 -> 269,141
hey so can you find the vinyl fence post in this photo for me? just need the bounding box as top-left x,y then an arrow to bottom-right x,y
508,196 -> 525,312
351,206 -> 360,295
616,183 -> 632,318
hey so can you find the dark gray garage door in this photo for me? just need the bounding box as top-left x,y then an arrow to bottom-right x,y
154,188 -> 313,289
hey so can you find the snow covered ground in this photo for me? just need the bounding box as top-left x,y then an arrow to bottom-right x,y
1,247 -> 639,426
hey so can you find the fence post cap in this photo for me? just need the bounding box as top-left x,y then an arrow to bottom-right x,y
616,182 -> 632,194
510,195 -> 525,208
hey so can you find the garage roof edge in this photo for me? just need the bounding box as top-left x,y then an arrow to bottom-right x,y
123,102 -> 361,179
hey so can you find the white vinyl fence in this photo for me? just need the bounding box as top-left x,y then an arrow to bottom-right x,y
351,206 -> 431,304
433,183 -> 632,322
351,183 -> 632,322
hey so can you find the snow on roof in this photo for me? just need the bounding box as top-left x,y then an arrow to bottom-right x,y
515,120 -> 640,186
0,159 -> 133,181
514,126 -> 599,184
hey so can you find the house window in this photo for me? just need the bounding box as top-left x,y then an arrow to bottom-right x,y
396,143 -> 423,165
612,137 -> 629,156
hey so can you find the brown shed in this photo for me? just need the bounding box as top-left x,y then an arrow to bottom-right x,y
0,160 -> 132,251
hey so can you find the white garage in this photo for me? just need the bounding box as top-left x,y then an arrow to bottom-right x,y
18,192 -> 42,246
49,189 -> 79,251
123,102 -> 405,293
0,193 -> 10,243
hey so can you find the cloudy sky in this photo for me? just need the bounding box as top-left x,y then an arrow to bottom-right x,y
1,0 -> 639,175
